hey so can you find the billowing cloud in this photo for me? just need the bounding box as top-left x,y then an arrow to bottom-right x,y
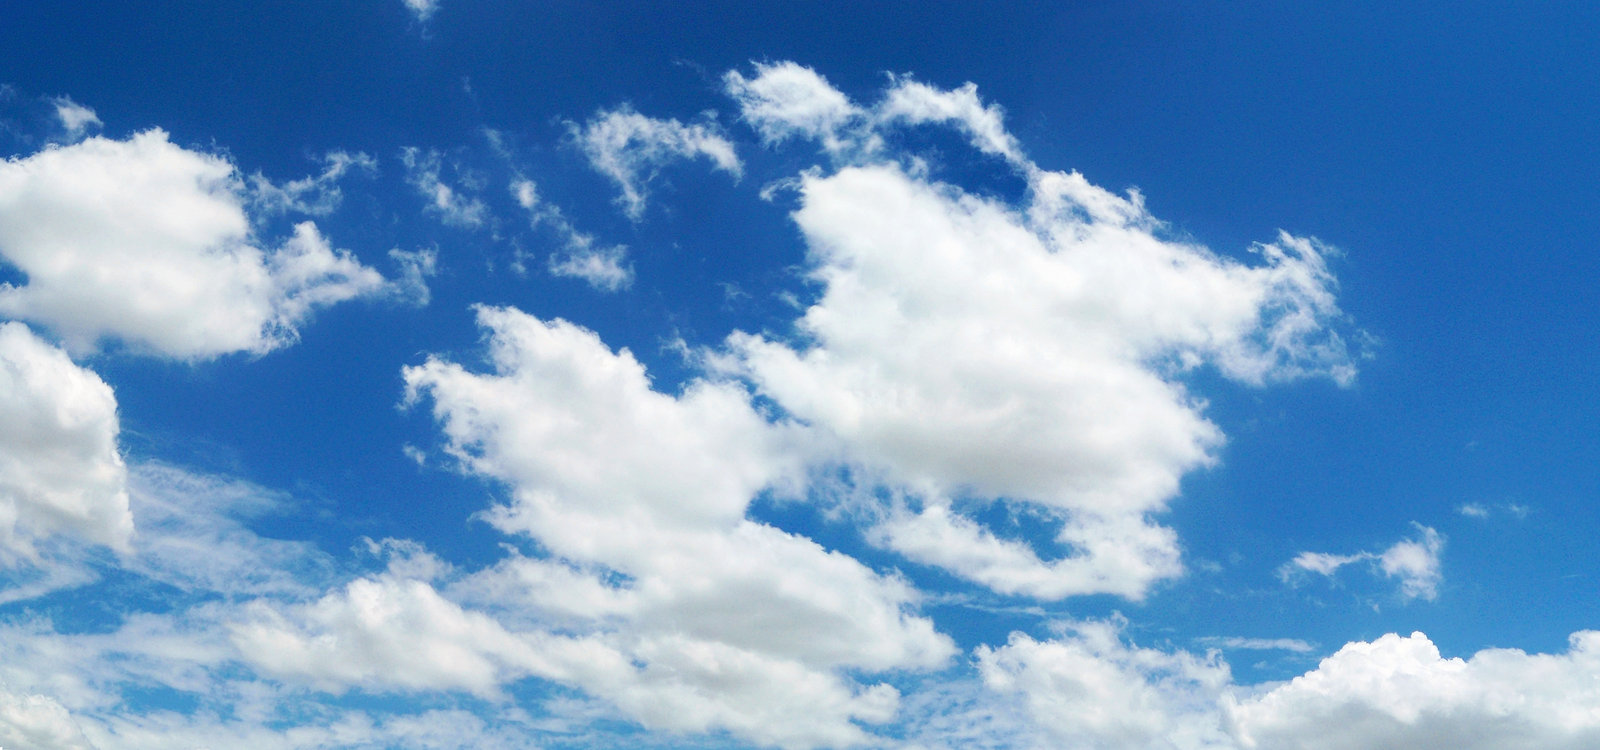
978,619 -> 1234,750
1283,524 -> 1444,601
0,130 -> 390,358
0,686 -> 92,750
1228,630 -> 1600,750
249,150 -> 377,217
0,322 -> 131,559
404,305 -> 953,747
573,107 -> 741,219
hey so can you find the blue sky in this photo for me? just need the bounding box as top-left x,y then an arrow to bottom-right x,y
2,2 -> 1599,748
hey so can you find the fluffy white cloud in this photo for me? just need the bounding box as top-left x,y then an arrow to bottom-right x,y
401,147 -> 488,228
574,107 -> 741,219
405,305 -> 953,747
1228,630 -> 1600,750
723,160 -> 1353,599
978,619 -> 1234,750
713,63 -> 1361,600
973,624 -> 1600,750
0,686 -> 92,750
725,61 -> 874,157
0,130 -> 390,358
230,574 -> 614,699
0,322 -> 131,559
1283,524 -> 1444,601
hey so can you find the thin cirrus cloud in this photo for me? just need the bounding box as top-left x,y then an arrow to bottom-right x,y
0,129 -> 396,359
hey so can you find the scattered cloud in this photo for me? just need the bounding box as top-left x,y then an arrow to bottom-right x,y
1195,637 -> 1316,653
401,147 -> 488,229
50,96 -> 100,141
724,61 -> 868,155
573,106 -> 741,219
388,246 -> 439,306
1283,524 -> 1444,601
249,150 -> 377,217
0,130 -> 391,358
511,178 -> 633,291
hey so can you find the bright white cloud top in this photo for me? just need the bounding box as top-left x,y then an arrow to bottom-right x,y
1,4 -> 1596,748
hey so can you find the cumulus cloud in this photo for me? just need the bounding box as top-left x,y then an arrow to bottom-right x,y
971,623 -> 1600,750
404,305 -> 953,747
1283,524 -> 1444,601
573,107 -> 741,219
401,147 -> 488,228
50,96 -> 100,141
0,322 -> 131,559
0,686 -> 93,750
978,619 -> 1234,750
511,178 -> 633,291
1228,630 -> 1600,750
712,62 -> 1363,601
230,574 -> 610,699
0,130 -> 390,358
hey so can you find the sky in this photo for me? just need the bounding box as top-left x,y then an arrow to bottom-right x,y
2,2 -> 1600,748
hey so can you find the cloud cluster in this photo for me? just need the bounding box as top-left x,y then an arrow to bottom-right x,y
716,63 -> 1360,600
0,130 -> 391,358
403,306 -> 952,746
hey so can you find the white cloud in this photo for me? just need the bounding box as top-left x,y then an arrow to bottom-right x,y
404,305 -> 953,747
401,147 -> 488,228
124,463 -> 333,597
573,107 -> 741,219
0,322 -> 131,559
512,178 -> 633,291
878,77 -> 1024,164
724,61 -> 868,155
1284,524 -> 1444,601
1196,637 -> 1316,654
387,246 -> 438,306
978,618 -> 1234,750
0,130 -> 390,358
722,160 -> 1355,599
403,0 -> 438,22
0,686 -> 93,750
230,574 -> 609,699
249,150 -> 377,217
50,97 -> 100,141
1228,630 -> 1600,750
